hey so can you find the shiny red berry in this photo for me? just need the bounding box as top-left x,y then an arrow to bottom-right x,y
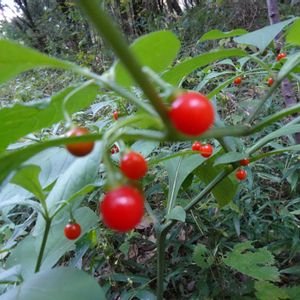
200,144 -> 213,158
236,169 -> 247,181
100,186 -> 144,232
234,77 -> 242,85
276,52 -> 286,61
66,127 -> 94,157
169,91 -> 214,136
192,141 -> 202,151
64,222 -> 81,240
113,111 -> 118,120
120,151 -> 148,180
240,158 -> 250,166
267,78 -> 274,87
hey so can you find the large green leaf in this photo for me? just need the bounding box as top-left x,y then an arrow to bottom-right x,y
26,147 -> 76,188
6,207 -> 98,279
0,82 -> 98,152
255,281 -> 288,300
196,152 -> 237,207
224,241 -> 280,282
214,151 -> 247,166
199,29 -> 247,42
0,267 -> 105,300
162,48 -> 246,86
234,18 -> 296,52
162,154 -> 205,214
11,165 -> 45,202
286,18 -> 300,46
112,30 -> 180,87
33,142 -> 103,236
0,39 -> 73,84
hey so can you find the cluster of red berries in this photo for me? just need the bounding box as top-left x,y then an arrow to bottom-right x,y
192,141 -> 213,158
101,151 -> 147,232
110,144 -> 119,154
276,52 -> 286,61
235,158 -> 249,181
64,90 -> 250,235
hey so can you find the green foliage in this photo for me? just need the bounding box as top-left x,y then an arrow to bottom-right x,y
0,1 -> 300,299
0,267 -> 105,300
199,29 -> 248,42
224,242 -> 280,282
112,30 -> 181,87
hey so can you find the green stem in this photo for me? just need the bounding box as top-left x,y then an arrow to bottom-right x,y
35,217 -> 52,273
76,0 -> 174,134
156,169 -> 232,299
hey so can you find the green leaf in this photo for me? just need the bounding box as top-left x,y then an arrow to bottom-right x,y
33,143 -> 103,236
196,151 -> 237,207
0,265 -> 22,283
0,267 -> 105,300
281,265 -> 300,276
248,124 -> 300,154
0,81 -> 98,152
131,140 -> 159,157
166,206 -> 186,222
285,286 -> 300,300
223,241 -> 280,282
0,135 -> 101,187
234,18 -> 296,52
6,207 -> 99,279
286,18 -> 300,46
112,30 -> 180,87
11,165 -> 45,202
214,152 -> 247,166
199,29 -> 248,42
193,244 -> 213,269
26,147 -> 76,188
162,48 -> 246,86
255,281 -> 288,300
0,39 -> 73,84
163,154 -> 205,214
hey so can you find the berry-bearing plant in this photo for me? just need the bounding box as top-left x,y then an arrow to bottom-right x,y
0,1 -> 300,299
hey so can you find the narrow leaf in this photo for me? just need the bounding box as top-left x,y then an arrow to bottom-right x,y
199,29 -> 247,42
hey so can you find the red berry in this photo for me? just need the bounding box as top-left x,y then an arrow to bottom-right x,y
169,91 -> 214,136
234,77 -> 242,85
192,141 -> 202,151
236,169 -> 247,181
120,151 -> 148,180
113,111 -> 118,120
64,222 -> 81,240
267,78 -> 274,87
100,186 -> 144,232
200,144 -> 213,158
114,145 -> 119,153
66,127 -> 94,157
240,158 -> 250,166
276,52 -> 286,61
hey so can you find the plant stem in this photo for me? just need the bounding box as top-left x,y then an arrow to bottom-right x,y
156,169 -> 232,299
76,0 -> 174,134
35,217 -> 52,273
